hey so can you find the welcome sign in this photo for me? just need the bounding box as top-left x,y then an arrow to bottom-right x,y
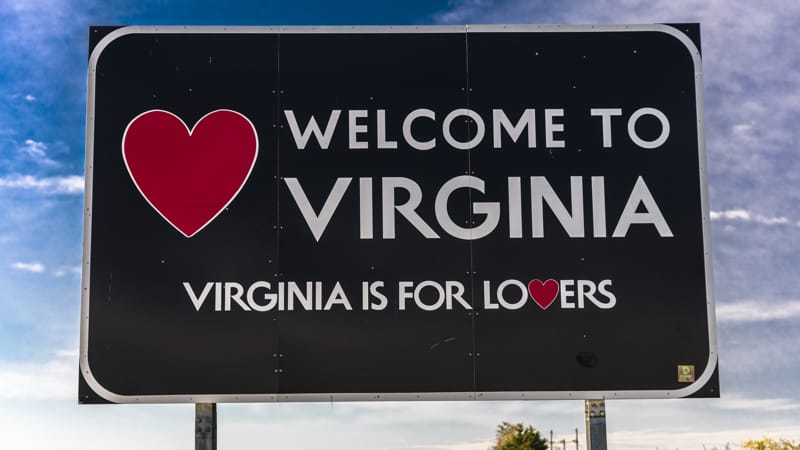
80,25 -> 718,403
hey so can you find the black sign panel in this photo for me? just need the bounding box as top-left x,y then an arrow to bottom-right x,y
80,25 -> 717,403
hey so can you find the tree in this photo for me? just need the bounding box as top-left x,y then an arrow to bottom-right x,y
742,438 -> 800,450
490,421 -> 549,450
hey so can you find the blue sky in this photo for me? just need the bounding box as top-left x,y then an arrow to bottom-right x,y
1,0 -> 799,448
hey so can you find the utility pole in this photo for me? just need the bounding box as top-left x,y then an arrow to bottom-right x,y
584,399 -> 607,450
196,403 -> 217,450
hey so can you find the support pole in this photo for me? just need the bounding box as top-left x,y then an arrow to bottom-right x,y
584,399 -> 607,450
195,403 -> 217,450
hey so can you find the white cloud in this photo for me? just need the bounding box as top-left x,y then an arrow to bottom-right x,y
713,394 -> 800,412
7,93 -> 37,102
608,426 -> 800,450
10,262 -> 46,273
0,357 -> 75,400
54,348 -> 79,358
717,300 -> 800,323
375,442 -> 491,450
0,174 -> 84,194
54,266 -> 81,277
19,139 -> 58,166
710,209 -> 790,225
432,0 -> 800,217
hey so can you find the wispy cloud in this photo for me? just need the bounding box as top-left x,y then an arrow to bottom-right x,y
713,394 -> 800,412
433,0 -> 800,216
19,139 -> 58,166
710,209 -> 791,225
0,357 -> 75,400
717,300 -> 800,323
374,442 -> 491,450
54,265 -> 81,277
10,262 -> 46,273
608,426 -> 800,450
8,93 -> 37,102
0,174 -> 83,194
54,348 -> 79,358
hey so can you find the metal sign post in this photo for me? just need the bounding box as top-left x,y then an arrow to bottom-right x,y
585,400 -> 607,450
195,403 -> 217,450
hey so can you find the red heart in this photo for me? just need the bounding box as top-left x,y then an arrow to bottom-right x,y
528,279 -> 559,309
122,109 -> 258,237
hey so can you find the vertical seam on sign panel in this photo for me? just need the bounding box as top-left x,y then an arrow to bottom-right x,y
275,31 -> 282,398
464,25 -> 478,395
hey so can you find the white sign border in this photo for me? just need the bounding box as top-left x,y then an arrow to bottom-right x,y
81,24 -> 717,404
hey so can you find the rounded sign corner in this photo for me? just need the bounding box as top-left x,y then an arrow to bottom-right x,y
79,356 -> 126,404
88,26 -> 144,72
652,24 -> 703,68
668,350 -> 719,398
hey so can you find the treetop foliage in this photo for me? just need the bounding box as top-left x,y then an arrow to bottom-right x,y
490,421 -> 549,450
741,438 -> 800,450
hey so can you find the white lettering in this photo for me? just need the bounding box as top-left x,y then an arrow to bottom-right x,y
613,176 -> 673,237
531,176 -> 584,238
628,107 -> 670,149
434,175 -> 499,240
285,177 -> 352,242
493,109 -> 536,148
590,108 -> 622,148
544,109 -> 565,148
382,177 -> 439,239
402,108 -> 436,150
284,110 -> 341,149
442,108 -> 485,150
